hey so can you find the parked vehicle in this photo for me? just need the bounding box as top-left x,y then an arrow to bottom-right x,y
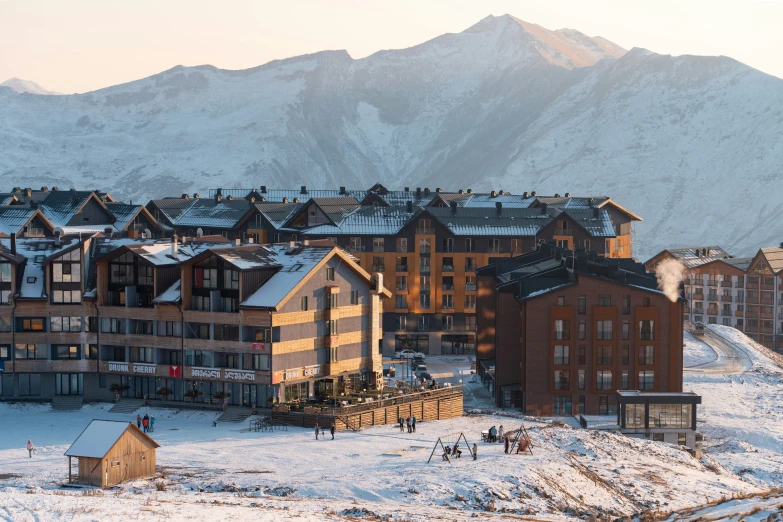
691,321 -> 705,336
413,364 -> 429,376
395,349 -> 425,360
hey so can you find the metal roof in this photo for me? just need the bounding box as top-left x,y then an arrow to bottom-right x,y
758,248 -> 783,273
0,207 -> 40,235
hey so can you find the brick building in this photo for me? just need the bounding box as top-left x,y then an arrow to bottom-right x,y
478,243 -> 684,415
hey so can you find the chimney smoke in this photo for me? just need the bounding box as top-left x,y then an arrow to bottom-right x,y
655,258 -> 686,303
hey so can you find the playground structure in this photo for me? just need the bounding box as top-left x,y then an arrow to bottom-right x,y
506,424 -> 534,455
428,432 -> 473,463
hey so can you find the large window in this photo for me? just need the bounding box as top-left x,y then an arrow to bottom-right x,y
15,344 -> 47,359
185,350 -> 213,367
639,320 -> 655,340
284,381 -> 308,402
464,295 -> 476,309
649,403 -> 691,428
395,294 -> 408,309
18,373 -> 42,396
554,319 -> 570,340
223,269 -> 239,290
21,318 -> 45,331
554,345 -> 570,365
194,258 -> 218,288
598,295 -> 611,306
553,395 -> 572,414
596,320 -> 612,340
625,403 -> 645,428
596,370 -> 612,391
55,373 -> 84,395
158,321 -> 182,337
53,249 -> 82,282
250,353 -> 270,370
51,316 -> 82,332
638,345 -> 655,366
53,289 -> 82,303
101,318 -> 125,334
596,345 -> 612,365
638,370 -> 655,390
553,370 -> 570,390
53,345 -> 79,360
0,262 -> 11,282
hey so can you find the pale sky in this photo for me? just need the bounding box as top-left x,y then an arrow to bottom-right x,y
1,0 -> 782,94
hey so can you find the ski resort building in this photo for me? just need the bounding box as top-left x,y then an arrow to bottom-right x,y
151,184 -> 642,356
0,233 -> 388,407
477,243 -> 685,415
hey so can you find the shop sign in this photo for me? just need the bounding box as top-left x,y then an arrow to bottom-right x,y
283,369 -> 300,381
108,362 -> 129,372
169,365 -> 181,378
224,370 -> 256,382
191,367 -> 221,379
133,363 -> 156,374
251,342 -> 268,352
303,365 -> 321,377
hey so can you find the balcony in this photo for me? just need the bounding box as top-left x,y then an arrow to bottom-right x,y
395,286 -> 408,293
706,309 -> 718,315
442,284 -> 454,291
707,295 -> 719,302
419,266 -> 431,274
554,228 -> 574,236
760,327 -> 774,334
722,310 -> 733,316
7,359 -> 97,373
372,247 -> 385,253
692,309 -> 705,315
420,285 -> 431,292
761,283 -> 774,290
371,264 -> 386,272
441,265 -> 454,273
465,283 -> 477,291
736,282 -> 744,288
692,293 -> 704,300
761,298 -> 774,305
415,228 -> 434,234
349,245 -> 366,253
761,313 -> 774,319
396,265 -> 409,272
707,281 -> 719,287
442,304 -> 455,311
465,265 -> 477,273
721,295 -> 733,302
721,281 -> 733,288
735,310 -> 744,317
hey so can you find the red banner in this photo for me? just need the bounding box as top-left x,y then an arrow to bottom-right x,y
252,342 -> 268,352
169,365 -> 181,378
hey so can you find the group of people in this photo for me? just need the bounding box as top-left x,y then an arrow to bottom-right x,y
398,416 -> 417,433
442,441 -> 479,461
487,424 -> 504,443
314,423 -> 336,440
136,413 -> 155,433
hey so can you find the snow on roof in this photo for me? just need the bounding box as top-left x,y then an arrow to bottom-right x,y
210,246 -> 279,270
563,208 -> 616,237
61,224 -> 117,235
105,203 -> 148,231
0,237 -> 85,299
38,191 -> 111,228
172,199 -> 252,228
153,279 -> 181,303
303,206 -> 415,235
65,420 -> 154,458
240,245 -> 332,309
0,207 -> 39,235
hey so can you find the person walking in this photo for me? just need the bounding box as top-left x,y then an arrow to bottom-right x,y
136,414 -> 142,429
315,423 -> 320,440
330,423 -> 335,440
498,425 -> 504,441
398,417 -> 404,432
472,443 -> 478,460
406,416 -> 411,433
150,416 -> 156,433
142,414 -> 150,433
504,435 -> 510,454
26,440 -> 35,458
412,416 -> 417,433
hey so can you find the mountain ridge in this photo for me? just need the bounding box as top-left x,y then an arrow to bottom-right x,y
1,15 -> 782,259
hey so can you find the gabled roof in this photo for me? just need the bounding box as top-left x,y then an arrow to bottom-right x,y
423,207 -> 553,236
560,208 -> 616,238
38,191 -> 114,228
304,205 -> 418,236
756,247 -> 783,273
284,197 -> 361,228
65,420 -> 159,458
146,198 -> 198,223
463,194 -> 536,208
0,207 -> 54,237
172,199 -> 253,229
647,246 -> 731,269
254,202 -> 305,229
105,203 -> 159,232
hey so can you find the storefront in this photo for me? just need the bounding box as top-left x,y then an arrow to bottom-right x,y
441,334 -> 475,355
394,334 -> 429,354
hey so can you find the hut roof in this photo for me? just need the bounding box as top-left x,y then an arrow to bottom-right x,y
64,419 -> 159,458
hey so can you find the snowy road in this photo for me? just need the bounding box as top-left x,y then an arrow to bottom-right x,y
684,328 -> 753,374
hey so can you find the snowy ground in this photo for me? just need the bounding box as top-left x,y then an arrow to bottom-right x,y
0,334 -> 781,521
683,330 -> 718,368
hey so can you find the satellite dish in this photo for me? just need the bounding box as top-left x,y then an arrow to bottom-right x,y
196,227 -> 204,237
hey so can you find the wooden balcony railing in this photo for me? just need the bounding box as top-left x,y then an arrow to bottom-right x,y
7,359 -> 97,373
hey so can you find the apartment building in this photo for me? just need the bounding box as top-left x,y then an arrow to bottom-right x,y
177,185 -> 642,356
478,243 -> 684,415
0,233 -> 388,407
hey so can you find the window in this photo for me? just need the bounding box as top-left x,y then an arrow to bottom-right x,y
52,290 -> 81,304
649,403 -> 692,428
621,370 -> 629,390
185,350 -> 212,367
622,295 -> 631,314
0,317 -> 10,332
22,318 -> 45,331
554,319 -> 570,340
325,267 -> 335,281
419,293 -> 430,308
223,269 -> 239,290
395,294 -> 408,309
158,321 -> 182,337
0,263 -> 11,282
621,321 -> 630,341
300,296 -> 308,311
639,320 -> 655,340
596,320 -> 612,340
134,320 -> 153,335
596,345 -> 612,365
350,290 -> 359,305
554,370 -> 570,390
596,370 -> 612,391
254,327 -> 271,342
511,239 -> 520,254
638,370 -> 655,390
599,396 -> 609,415
557,296 -> 565,306
578,346 -> 586,365
419,238 -> 431,253
622,346 -> 630,365
214,324 -> 239,341
464,295 -> 476,309
396,276 -> 407,291
465,238 -> 475,253
554,345 -> 570,365
578,321 -> 586,340
372,256 -> 384,272
251,353 -> 270,370
396,238 -> 408,253
465,257 -> 476,272
53,249 -> 81,283
442,237 -> 454,253
15,344 -> 47,359
442,315 -> 453,331
397,315 -> 407,331
465,316 -> 476,331
194,263 -> 218,289
625,404 -> 644,428
442,294 -> 453,309
17,373 -> 41,396
642,297 -> 651,307
638,345 -> 654,366
327,293 -> 338,309
192,295 -> 210,311
349,237 -> 362,252
598,295 -> 611,306
417,315 -> 429,332
578,369 -> 585,390
577,296 -> 586,314
133,346 -> 154,363
491,238 -> 501,253
373,237 -> 384,252
0,290 -> 10,305
553,395 -> 572,414
326,320 -> 338,336
0,345 -> 9,359
189,323 -> 209,339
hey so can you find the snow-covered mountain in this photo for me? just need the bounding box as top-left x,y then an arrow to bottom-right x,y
1,14 -> 782,259
0,77 -> 60,95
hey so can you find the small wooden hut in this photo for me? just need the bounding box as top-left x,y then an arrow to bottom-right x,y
64,419 -> 160,488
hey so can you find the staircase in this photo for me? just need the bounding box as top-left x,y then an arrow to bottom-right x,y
217,406 -> 252,423
51,396 -> 84,411
338,415 -> 362,432
109,399 -> 144,414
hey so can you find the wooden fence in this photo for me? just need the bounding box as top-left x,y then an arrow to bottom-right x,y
270,386 -> 464,431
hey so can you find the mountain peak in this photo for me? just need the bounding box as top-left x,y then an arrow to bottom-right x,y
0,77 -> 60,95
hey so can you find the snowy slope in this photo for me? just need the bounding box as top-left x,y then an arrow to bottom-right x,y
0,77 -> 60,95
1,14 -> 782,258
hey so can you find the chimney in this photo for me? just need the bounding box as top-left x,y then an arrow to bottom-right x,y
531,191 -> 537,197
424,187 -> 430,196
54,228 -> 62,246
51,186 -> 59,191
523,191 -> 530,198
283,197 -> 289,204
406,201 -> 413,213
339,186 -> 346,195
593,207 -> 599,218
702,248 -> 708,257
181,193 -> 190,199
172,234 -> 179,254
490,191 -> 497,198
565,192 -> 571,197
72,191 -> 78,206
300,185 -> 307,194
234,237 -> 241,246
260,186 -> 267,193
10,233 -> 16,256
458,189 -> 464,194
436,188 -> 442,193
495,202 -> 502,216
23,188 -> 32,197
293,198 -> 299,204
416,187 -> 421,198
450,201 -> 458,215
104,227 -> 113,235
215,194 -> 222,203
193,193 -> 200,199
467,189 -> 473,194
227,195 -> 233,200
216,188 -> 222,197
260,196 -> 266,202
540,203 -> 548,215
404,187 -> 409,192
499,190 -> 505,196
554,193 -> 561,198
12,187 -> 21,193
